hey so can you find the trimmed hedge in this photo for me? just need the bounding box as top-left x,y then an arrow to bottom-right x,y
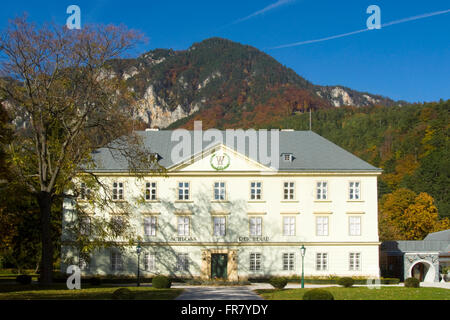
249,277 -> 400,285
152,275 -> 172,289
112,288 -> 135,300
337,277 -> 354,288
303,289 -> 334,300
269,277 -> 288,289
404,277 -> 420,288
16,275 -> 32,285
89,277 -> 102,286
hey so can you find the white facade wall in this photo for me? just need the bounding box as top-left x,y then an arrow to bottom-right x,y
62,147 -> 381,279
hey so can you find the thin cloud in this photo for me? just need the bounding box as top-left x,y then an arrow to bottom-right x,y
232,0 -> 296,25
270,9 -> 450,49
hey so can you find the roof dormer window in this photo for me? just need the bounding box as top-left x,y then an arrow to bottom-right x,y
282,153 -> 294,162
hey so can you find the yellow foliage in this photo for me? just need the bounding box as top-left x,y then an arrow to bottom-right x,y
379,189 -> 446,240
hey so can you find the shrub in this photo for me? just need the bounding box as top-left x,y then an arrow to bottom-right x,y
380,278 -> 400,285
404,277 -> 420,288
269,277 -> 288,289
152,275 -> 172,289
89,277 -> 102,286
337,277 -> 354,288
112,288 -> 135,300
16,275 -> 32,285
303,289 -> 334,300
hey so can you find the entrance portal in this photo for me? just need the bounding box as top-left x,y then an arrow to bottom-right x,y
409,261 -> 435,283
211,254 -> 228,279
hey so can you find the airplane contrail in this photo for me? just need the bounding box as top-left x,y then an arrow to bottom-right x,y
271,9 -> 450,49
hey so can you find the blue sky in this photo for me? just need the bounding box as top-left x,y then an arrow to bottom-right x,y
1,0 -> 449,102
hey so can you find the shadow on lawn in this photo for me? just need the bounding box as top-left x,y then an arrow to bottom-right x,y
0,285 -> 183,300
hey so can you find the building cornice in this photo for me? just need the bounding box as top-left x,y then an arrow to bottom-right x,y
61,240 -> 381,247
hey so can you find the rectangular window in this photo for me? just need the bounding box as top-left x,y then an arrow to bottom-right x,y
316,253 -> 328,271
213,217 -> 226,236
283,182 -> 295,200
250,182 -> 262,200
178,182 -> 190,201
79,256 -> 90,271
316,216 -> 329,236
145,182 -> 157,201
349,182 -> 361,200
249,217 -> 262,236
144,252 -> 156,271
316,181 -> 328,200
111,251 -> 123,272
250,253 -> 262,271
349,216 -> 361,236
177,217 -> 190,236
79,183 -> 91,200
111,216 -> 125,233
349,253 -> 361,271
144,216 -> 157,236
283,217 -> 296,236
112,182 -> 124,201
176,253 -> 189,271
80,217 -> 91,236
283,253 -> 295,271
214,182 -> 226,201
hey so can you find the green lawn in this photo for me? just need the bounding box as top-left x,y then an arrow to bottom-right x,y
256,287 -> 450,300
0,284 -> 183,300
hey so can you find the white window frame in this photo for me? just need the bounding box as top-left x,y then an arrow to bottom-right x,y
176,253 -> 189,271
349,181 -> 361,200
316,253 -> 328,271
144,216 -> 157,237
250,253 -> 262,271
283,182 -> 295,200
112,182 -> 124,201
145,182 -> 157,201
144,252 -> 156,271
249,217 -> 262,236
178,182 -> 190,201
177,216 -> 190,236
213,182 -> 226,201
79,183 -> 91,201
316,216 -> 329,236
213,216 -> 226,236
111,216 -> 125,232
349,216 -> 362,236
79,256 -> 90,271
283,154 -> 293,162
316,181 -> 328,200
250,182 -> 262,200
283,216 -> 296,236
111,251 -> 123,272
283,253 -> 295,271
349,252 -> 361,271
80,217 -> 91,236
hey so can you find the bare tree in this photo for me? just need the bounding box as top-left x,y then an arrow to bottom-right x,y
0,16 -> 161,284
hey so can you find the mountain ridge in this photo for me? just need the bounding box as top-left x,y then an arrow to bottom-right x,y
107,37 -> 402,129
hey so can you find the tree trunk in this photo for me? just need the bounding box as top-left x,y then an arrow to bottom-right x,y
38,191 -> 53,285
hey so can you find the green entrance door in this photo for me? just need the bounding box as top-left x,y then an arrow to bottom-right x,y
211,254 -> 228,279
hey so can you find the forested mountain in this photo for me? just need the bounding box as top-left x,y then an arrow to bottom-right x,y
108,38 -> 399,128
268,100 -> 448,219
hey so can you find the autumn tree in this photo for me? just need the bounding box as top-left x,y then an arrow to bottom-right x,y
379,188 -> 416,240
379,188 -> 449,240
0,17 -> 160,284
400,192 -> 449,240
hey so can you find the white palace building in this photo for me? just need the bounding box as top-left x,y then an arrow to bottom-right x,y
61,129 -> 382,281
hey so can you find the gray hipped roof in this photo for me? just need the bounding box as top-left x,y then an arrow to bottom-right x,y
424,229 -> 450,241
89,130 -> 382,173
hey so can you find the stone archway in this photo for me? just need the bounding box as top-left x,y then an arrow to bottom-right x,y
408,260 -> 436,283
